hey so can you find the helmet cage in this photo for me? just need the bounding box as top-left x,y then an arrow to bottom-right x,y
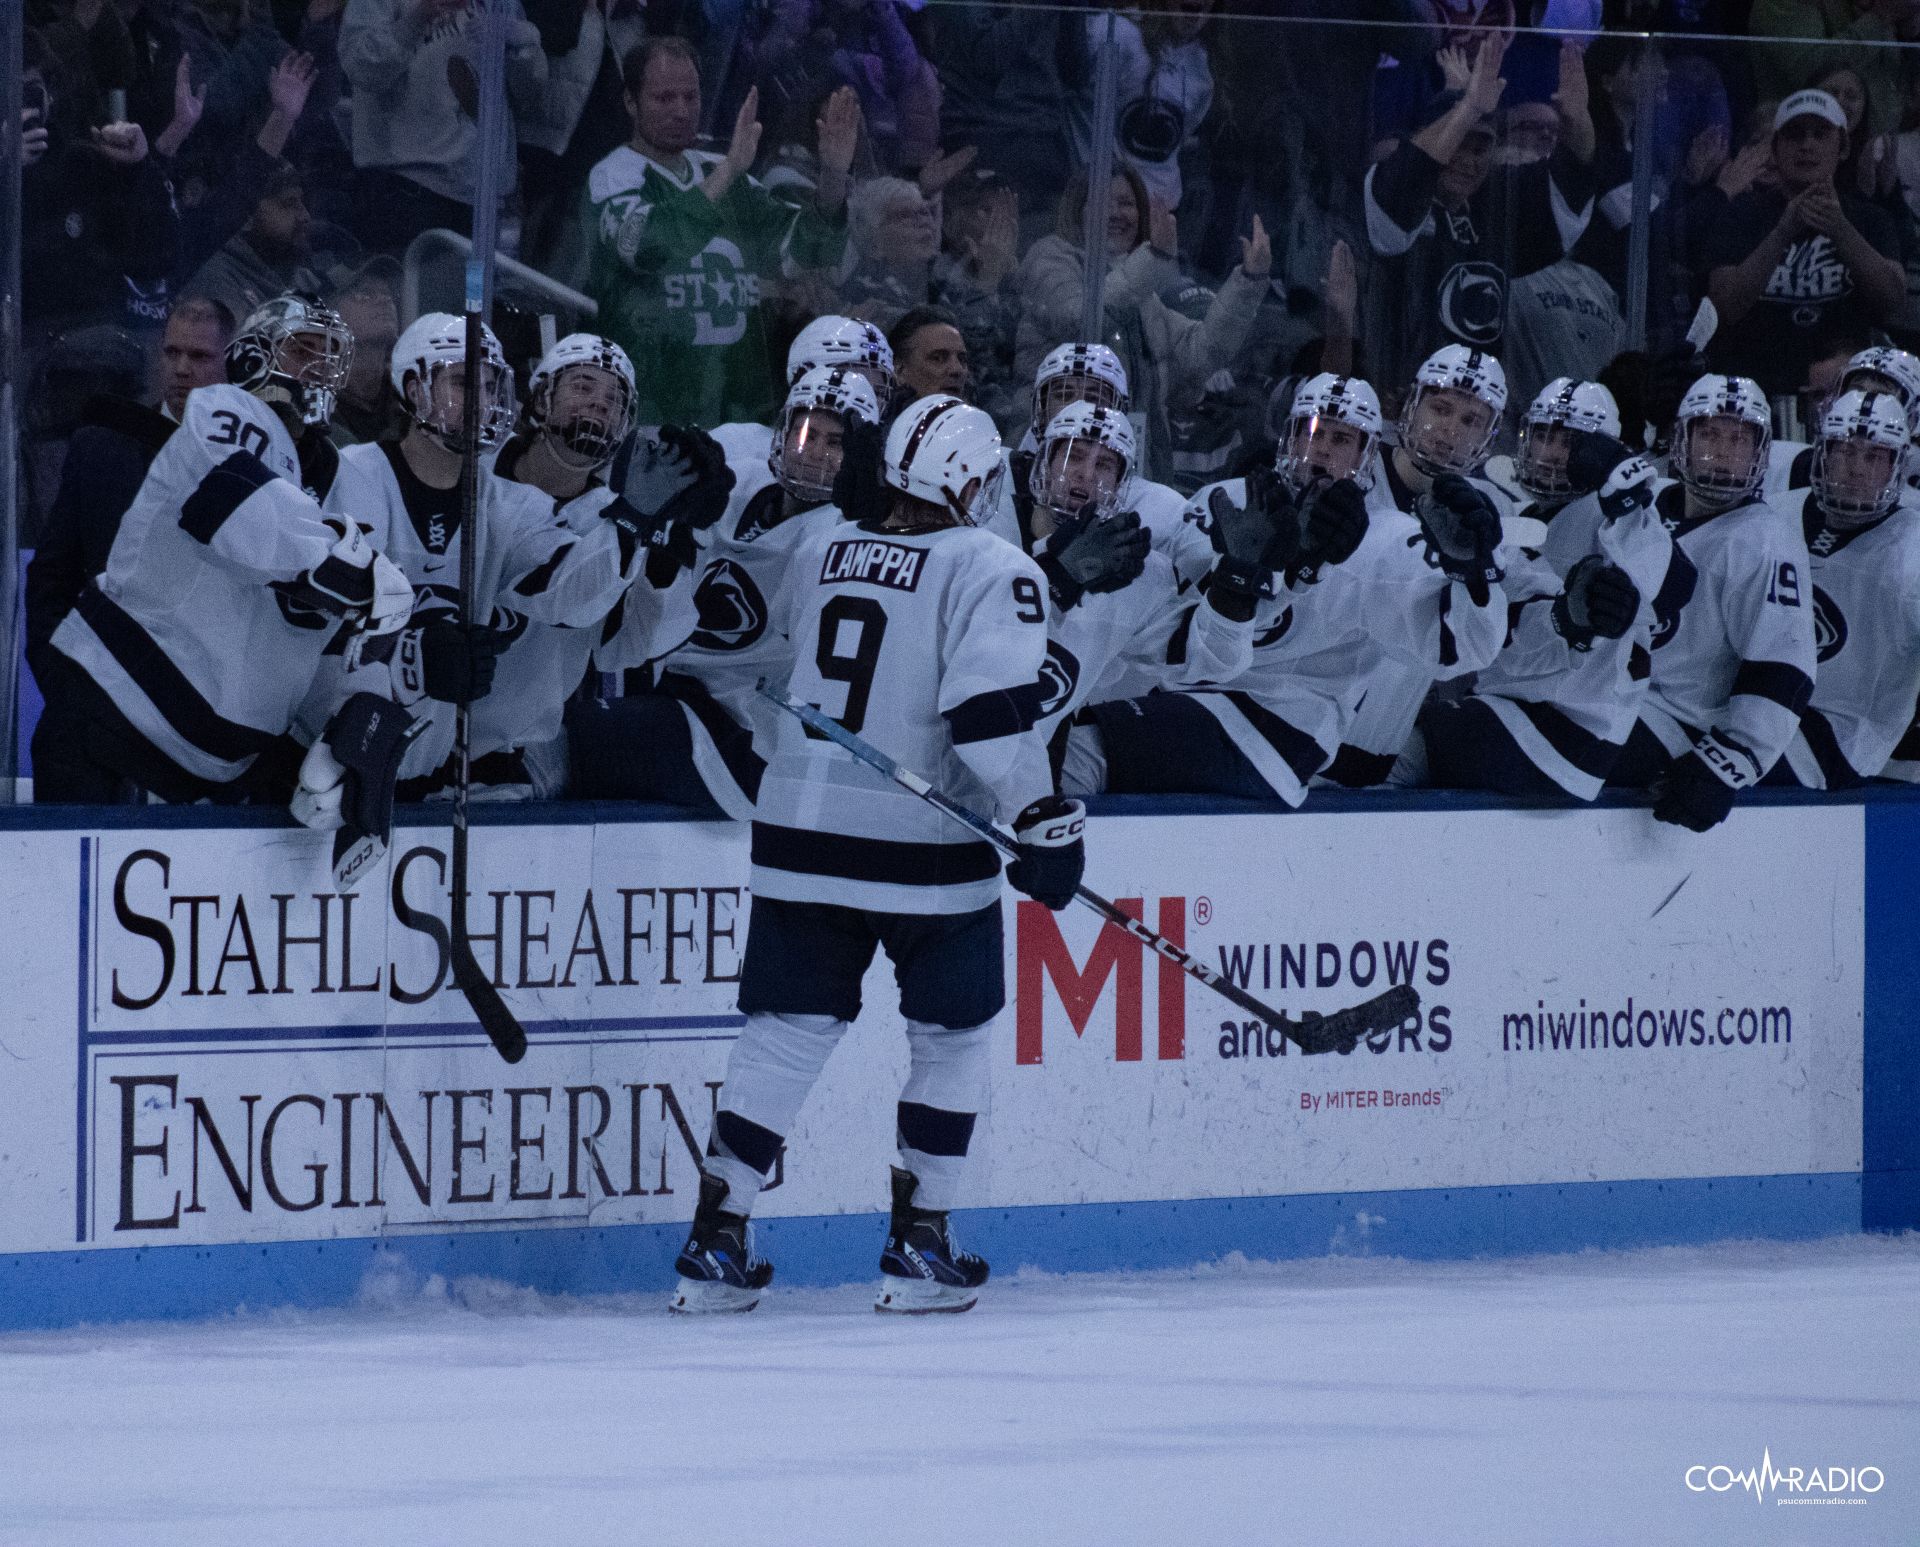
227,300 -> 353,430
1030,406 -> 1136,524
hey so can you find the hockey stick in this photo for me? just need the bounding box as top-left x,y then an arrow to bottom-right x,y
447,0 -> 526,1065
758,686 -> 1419,1056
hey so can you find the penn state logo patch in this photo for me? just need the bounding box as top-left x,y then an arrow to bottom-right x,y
1436,260 -> 1508,347
1812,584 -> 1848,663
690,559 -> 768,652
1038,641 -> 1080,718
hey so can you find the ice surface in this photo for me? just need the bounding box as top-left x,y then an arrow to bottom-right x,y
2,1236 -> 1915,1546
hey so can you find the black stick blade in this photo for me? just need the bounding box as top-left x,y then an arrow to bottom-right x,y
451,930 -> 528,1063
1289,984 -> 1422,1057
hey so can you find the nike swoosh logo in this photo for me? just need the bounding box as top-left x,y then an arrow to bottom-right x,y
423,561 -> 448,574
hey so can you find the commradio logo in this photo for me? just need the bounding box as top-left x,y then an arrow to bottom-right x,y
1684,1448 -> 1883,1506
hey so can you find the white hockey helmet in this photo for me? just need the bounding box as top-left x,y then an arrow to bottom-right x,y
226,293 -> 354,430
1840,345 -> 1920,431
1033,341 -> 1131,431
883,394 -> 1004,524
390,311 -> 517,452
768,363 -> 882,504
1399,344 -> 1508,477
1812,388 -> 1909,525
1672,373 -> 1770,512
525,332 -> 636,470
1514,377 -> 1622,500
1277,372 -> 1382,493
1030,400 -> 1137,524
787,315 -> 895,400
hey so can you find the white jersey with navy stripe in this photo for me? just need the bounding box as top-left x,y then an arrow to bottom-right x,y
49,385 -> 363,785
1465,494 -> 1680,799
1315,460 -> 1511,785
649,421 -> 846,818
1037,549 -> 1257,740
471,477 -> 700,759
312,439 -> 638,776
1152,478 -> 1504,804
1777,489 -> 1920,787
1595,483 -> 1817,780
751,519 -> 1054,914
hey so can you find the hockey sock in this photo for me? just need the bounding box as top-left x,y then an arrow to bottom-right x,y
897,1019 -> 992,1211
706,1011 -> 846,1212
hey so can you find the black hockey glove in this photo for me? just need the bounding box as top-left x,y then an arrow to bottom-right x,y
291,692 -> 425,892
614,424 -> 734,535
418,618 -> 505,704
1295,476 -> 1370,574
832,414 -> 891,526
1650,730 -> 1756,833
1204,478 -> 1285,622
1421,474 -> 1505,605
1567,433 -> 1658,521
1552,555 -> 1641,648
1005,795 -> 1087,911
1037,508 -> 1150,609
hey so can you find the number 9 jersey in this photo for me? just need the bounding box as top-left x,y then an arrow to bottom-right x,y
751,519 -> 1056,915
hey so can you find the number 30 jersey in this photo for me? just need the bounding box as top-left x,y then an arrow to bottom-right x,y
50,385 -> 362,786
751,520 -> 1055,915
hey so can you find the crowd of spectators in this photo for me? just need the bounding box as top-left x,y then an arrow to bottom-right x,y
14,0 -> 1920,807
19,0 -> 1920,494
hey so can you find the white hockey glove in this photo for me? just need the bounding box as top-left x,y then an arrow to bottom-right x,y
291,737 -> 347,832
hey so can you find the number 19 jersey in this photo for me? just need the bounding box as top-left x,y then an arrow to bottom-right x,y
751,520 -> 1055,915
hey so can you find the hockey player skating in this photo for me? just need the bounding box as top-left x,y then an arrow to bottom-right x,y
488,333 -> 731,796
567,364 -> 881,814
1322,345 -> 1513,787
38,293 -> 411,803
1766,391 -> 1920,788
671,394 -> 1084,1315
1567,374 -> 1816,829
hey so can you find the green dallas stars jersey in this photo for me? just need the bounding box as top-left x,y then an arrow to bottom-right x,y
582,145 -> 849,428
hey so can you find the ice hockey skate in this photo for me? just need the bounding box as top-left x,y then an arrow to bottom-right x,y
875,1167 -> 990,1315
670,1173 -> 774,1314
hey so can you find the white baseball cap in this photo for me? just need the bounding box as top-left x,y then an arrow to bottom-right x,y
1774,89 -> 1848,134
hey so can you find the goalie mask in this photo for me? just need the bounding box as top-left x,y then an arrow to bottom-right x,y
769,364 -> 882,504
1514,377 -> 1622,501
1030,401 -> 1136,525
883,394 -> 1004,526
525,333 -> 636,470
1399,345 -> 1507,478
787,315 -> 895,401
1672,373 -> 1770,512
1812,389 -> 1908,526
1839,346 -> 1920,433
1033,341 -> 1131,433
226,294 -> 354,430
1277,373 -> 1382,493
390,311 -> 517,453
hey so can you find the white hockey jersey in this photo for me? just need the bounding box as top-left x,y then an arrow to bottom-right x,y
1777,489 -> 1920,788
752,519 -> 1055,915
1547,482 -> 1815,780
1464,495 -> 1681,799
1035,548 -> 1257,742
1152,477 -> 1503,804
650,422 -> 848,818
51,385 -> 377,786
313,439 -> 641,776
471,471 -> 701,762
1321,457 -> 1510,786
